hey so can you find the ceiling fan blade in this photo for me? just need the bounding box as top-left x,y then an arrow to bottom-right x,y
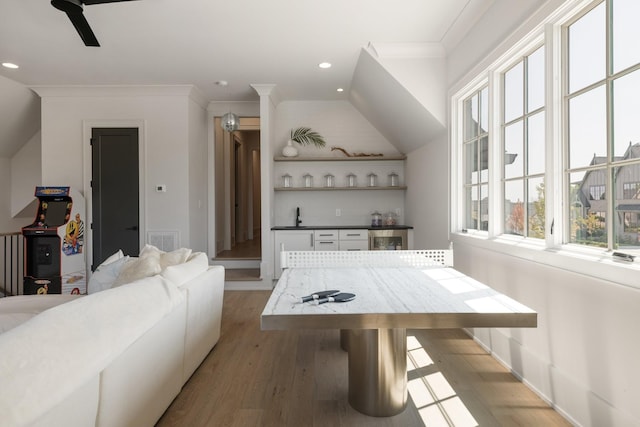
65,9 -> 100,46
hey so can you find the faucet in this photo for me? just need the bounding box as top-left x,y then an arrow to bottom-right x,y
295,207 -> 302,227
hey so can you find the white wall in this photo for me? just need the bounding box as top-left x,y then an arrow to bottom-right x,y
187,95 -> 209,253
405,131 -> 450,249
34,86 -> 206,257
0,131 -> 41,233
453,238 -> 640,426
441,1 -> 640,425
0,158 -> 27,233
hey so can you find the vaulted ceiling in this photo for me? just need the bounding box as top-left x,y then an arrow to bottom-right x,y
0,0 -> 494,156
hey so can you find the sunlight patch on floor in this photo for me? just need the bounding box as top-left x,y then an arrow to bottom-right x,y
407,335 -> 478,427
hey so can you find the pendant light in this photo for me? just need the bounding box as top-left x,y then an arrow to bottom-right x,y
221,112 -> 239,132
216,80 -> 239,132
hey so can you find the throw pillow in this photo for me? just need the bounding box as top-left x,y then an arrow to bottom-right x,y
112,255 -> 162,287
160,247 -> 192,270
161,252 -> 208,287
88,255 -> 129,294
102,249 -> 124,265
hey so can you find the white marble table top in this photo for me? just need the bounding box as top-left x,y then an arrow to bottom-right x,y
261,267 -> 537,330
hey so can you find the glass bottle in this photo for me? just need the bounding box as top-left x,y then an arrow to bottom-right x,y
388,172 -> 399,187
367,172 -> 378,187
303,173 -> 313,188
282,173 -> 292,188
324,173 -> 335,187
347,173 -> 357,187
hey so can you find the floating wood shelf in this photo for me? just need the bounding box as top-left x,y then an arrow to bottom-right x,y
274,186 -> 407,191
274,155 -> 406,162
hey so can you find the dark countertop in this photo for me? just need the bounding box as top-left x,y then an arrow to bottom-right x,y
271,225 -> 413,230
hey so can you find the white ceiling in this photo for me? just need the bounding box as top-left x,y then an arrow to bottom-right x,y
0,0 -> 494,157
0,0 -> 491,102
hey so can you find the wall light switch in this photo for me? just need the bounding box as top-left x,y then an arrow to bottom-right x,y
336,208 -> 341,217
156,184 -> 167,192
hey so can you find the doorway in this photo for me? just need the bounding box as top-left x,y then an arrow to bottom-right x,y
91,127 -> 140,269
214,117 -> 261,262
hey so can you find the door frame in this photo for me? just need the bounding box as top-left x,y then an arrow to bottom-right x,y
82,120 -> 146,275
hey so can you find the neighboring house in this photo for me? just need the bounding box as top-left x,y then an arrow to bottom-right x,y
573,142 -> 640,245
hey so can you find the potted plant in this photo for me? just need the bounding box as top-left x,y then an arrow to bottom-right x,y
282,127 -> 326,157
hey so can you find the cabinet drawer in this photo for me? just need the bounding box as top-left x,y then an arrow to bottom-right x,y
314,230 -> 339,240
339,229 -> 368,240
339,240 -> 368,251
315,240 -> 339,251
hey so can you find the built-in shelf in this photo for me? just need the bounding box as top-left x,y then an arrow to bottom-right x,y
274,186 -> 407,191
274,155 -> 406,162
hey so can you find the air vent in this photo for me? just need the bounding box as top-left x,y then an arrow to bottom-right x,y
147,231 -> 179,252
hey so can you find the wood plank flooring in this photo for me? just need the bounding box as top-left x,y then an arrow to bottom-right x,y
156,291 -> 571,427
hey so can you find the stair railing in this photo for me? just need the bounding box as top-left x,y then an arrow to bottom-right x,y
1,232 -> 23,297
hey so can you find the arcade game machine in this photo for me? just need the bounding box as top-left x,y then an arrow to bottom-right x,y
22,186 -> 87,295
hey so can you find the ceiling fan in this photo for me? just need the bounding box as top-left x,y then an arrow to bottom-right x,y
51,0 -> 137,47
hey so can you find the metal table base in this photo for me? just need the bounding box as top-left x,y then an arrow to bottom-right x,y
345,328 -> 408,417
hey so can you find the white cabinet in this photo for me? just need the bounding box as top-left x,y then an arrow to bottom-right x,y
339,240 -> 369,251
274,229 -> 314,279
314,230 -> 338,251
338,229 -> 368,251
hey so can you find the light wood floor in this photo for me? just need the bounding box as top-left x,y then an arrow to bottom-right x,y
156,291 -> 571,427
216,237 -> 261,259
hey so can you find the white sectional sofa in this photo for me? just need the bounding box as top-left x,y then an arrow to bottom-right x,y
0,247 -> 225,427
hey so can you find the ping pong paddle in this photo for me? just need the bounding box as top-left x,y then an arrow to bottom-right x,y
300,290 -> 340,303
315,292 -> 356,305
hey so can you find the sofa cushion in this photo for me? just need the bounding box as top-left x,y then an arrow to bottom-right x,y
0,295 -> 83,334
161,252 -> 208,287
88,255 -> 129,294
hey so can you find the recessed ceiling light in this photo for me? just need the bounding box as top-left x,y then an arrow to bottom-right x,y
2,62 -> 19,69
318,62 -> 332,69
337,88 -> 344,92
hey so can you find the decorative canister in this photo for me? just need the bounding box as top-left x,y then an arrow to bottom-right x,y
324,173 -> 335,188
384,211 -> 397,225
303,173 -> 313,188
282,140 -> 298,157
347,173 -> 357,187
388,172 -> 399,187
371,211 -> 382,227
367,172 -> 378,187
282,173 -> 292,188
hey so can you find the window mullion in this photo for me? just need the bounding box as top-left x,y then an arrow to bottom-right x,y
605,0 -> 614,250
546,21 -> 564,248
488,69 -> 502,237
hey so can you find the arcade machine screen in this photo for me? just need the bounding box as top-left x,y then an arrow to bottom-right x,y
40,199 -> 71,227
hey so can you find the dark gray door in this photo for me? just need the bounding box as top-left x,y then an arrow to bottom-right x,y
91,128 -> 139,269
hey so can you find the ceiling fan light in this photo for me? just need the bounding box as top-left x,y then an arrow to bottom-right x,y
221,112 -> 239,132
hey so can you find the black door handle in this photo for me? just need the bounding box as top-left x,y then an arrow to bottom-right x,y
125,226 -> 138,231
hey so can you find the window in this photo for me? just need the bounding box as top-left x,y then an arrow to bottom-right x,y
502,46 -> 545,238
566,0 -> 640,251
453,0 -> 640,266
622,182 -> 640,199
589,185 -> 605,200
462,87 -> 489,232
